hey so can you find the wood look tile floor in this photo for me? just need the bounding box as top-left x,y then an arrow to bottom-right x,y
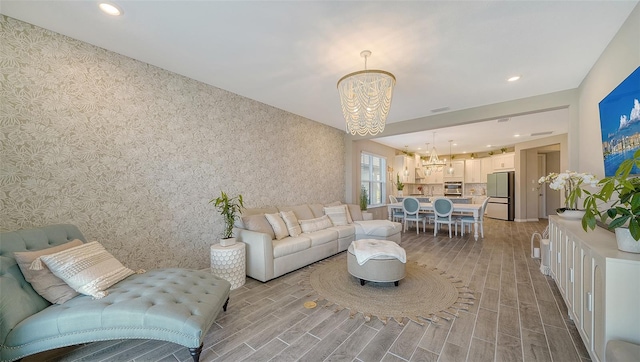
25,218 -> 591,362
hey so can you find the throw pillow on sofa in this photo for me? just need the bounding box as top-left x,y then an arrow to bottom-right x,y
14,239 -> 83,304
299,215 -> 333,233
30,241 -> 136,299
323,202 -> 355,223
265,213 -> 290,240
323,205 -> 350,226
242,214 -> 276,239
280,210 -> 302,237
347,204 -> 364,221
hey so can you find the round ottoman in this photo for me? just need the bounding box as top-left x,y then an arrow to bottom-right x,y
347,242 -> 406,286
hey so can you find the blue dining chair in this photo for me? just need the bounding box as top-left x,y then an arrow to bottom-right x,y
433,197 -> 457,238
403,197 -> 427,234
389,195 -> 404,223
459,197 -> 490,238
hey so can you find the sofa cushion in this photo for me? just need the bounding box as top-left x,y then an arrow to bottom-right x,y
280,210 -> 302,237
36,241 -> 136,299
14,239 -> 83,304
303,229 -> 339,247
324,205 -> 350,226
308,203 -> 325,218
299,215 -> 333,233
265,213 -> 289,240
278,204 -> 315,221
327,225 -> 356,239
238,207 -> 279,228
272,236 -> 312,258
347,204 -> 364,221
241,214 -> 275,239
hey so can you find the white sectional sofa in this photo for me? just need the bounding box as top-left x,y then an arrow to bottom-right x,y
234,203 -> 402,282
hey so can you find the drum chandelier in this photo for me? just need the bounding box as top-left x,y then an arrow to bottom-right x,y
337,50 -> 396,136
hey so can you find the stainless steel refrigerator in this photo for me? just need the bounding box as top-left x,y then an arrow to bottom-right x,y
486,171 -> 515,221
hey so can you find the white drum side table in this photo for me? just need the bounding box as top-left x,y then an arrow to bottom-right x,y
210,242 -> 246,290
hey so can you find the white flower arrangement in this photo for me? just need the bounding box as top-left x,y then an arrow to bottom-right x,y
538,171 -> 598,210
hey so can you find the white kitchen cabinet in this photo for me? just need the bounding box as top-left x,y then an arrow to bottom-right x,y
394,155 -> 415,184
414,155 -> 427,183
443,160 -> 465,181
464,159 -> 482,183
424,167 -> 443,184
481,157 -> 492,182
491,153 -> 515,171
549,216 -> 640,362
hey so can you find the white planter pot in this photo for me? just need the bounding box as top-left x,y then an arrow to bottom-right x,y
397,190 -> 404,197
615,228 -> 640,254
220,237 -> 236,247
556,209 -> 585,220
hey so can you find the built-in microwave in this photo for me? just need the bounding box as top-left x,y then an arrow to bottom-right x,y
444,181 -> 463,196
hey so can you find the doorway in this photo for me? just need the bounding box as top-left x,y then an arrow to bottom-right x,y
538,154 -> 546,218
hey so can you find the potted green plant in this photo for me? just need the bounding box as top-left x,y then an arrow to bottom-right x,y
500,147 -> 507,154
396,173 -> 405,196
582,149 -> 640,253
359,185 -> 368,211
209,191 -> 244,246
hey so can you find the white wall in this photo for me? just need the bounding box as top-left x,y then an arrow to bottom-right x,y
577,4 -> 640,176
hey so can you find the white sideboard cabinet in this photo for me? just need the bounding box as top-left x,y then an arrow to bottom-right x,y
548,216 -> 640,362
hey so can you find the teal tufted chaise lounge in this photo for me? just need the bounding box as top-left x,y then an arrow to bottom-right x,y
0,224 -> 231,362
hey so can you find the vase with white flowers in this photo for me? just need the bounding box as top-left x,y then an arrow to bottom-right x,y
538,171 -> 598,219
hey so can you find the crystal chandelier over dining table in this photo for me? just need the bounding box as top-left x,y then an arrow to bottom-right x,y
337,50 -> 396,136
423,132 -> 446,175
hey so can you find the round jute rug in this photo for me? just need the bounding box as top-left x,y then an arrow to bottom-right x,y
300,253 -> 475,325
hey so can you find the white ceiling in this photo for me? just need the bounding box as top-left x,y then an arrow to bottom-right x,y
1,1 -> 637,154
374,107 -> 569,157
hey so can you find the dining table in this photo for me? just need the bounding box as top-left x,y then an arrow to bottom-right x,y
387,202 -> 485,241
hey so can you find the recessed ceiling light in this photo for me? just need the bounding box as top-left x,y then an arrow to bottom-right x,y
99,2 -> 123,16
514,134 -> 520,137
453,143 -> 457,146
507,75 -> 521,82
486,145 -> 492,148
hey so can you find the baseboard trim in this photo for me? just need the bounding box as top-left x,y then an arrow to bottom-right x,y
514,218 -> 540,222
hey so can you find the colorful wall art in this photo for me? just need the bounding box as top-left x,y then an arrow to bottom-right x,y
598,66 -> 640,176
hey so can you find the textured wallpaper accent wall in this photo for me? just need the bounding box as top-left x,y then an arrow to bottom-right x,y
0,16 -> 345,270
